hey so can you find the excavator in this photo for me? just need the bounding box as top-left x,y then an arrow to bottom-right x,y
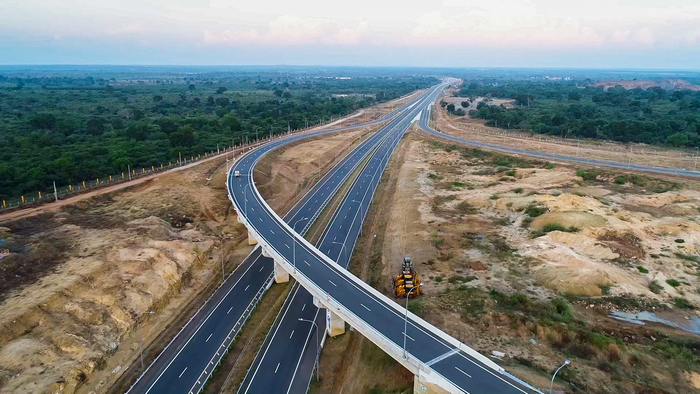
392,257 -> 422,298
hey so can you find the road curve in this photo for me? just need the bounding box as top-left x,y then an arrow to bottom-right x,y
125,102 -> 420,394
236,85 -> 447,394
419,103 -> 700,179
228,80 -> 541,394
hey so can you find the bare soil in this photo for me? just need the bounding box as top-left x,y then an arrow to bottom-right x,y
324,132 -> 700,394
0,124 -> 384,394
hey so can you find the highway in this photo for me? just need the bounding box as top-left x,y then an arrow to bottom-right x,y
236,84 -> 449,394
418,103 -> 700,179
229,79 -> 540,394
125,93 -> 430,394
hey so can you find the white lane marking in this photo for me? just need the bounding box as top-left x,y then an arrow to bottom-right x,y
244,285 -> 250,291
339,225 -> 342,229
285,244 -> 290,249
402,332 -> 415,341
227,307 -> 233,314
259,218 -> 262,222
329,280 -> 337,287
333,236 -> 336,241
251,207 -> 254,211
270,229 -> 275,234
205,333 -> 213,343
361,303 -> 371,311
304,260 -> 310,266
455,367 -> 472,378
259,266 -> 264,272
289,330 -> 294,339
344,215 -> 347,219
178,367 -> 187,378
275,363 -> 280,373
302,304 -> 306,311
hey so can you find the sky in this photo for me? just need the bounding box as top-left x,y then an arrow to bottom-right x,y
1,0 -> 699,69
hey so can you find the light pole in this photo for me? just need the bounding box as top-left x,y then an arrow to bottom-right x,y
293,217 -> 309,273
244,183 -> 251,221
402,284 -> 422,360
331,241 -> 347,266
351,199 -> 364,235
550,359 -> 570,393
298,318 -> 321,382
138,310 -> 156,370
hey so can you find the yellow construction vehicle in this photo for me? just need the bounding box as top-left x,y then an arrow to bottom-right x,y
393,257 -> 422,298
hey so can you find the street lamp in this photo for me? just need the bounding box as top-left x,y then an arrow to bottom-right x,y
293,217 -> 309,273
331,241 -> 346,267
138,310 -> 156,370
243,183 -> 251,221
550,359 -> 570,393
351,199 -> 364,235
402,284 -> 422,360
298,318 -> 321,382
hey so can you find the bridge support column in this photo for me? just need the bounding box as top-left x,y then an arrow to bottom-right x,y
273,261 -> 289,284
248,230 -> 258,245
413,373 -> 453,394
325,309 -> 345,337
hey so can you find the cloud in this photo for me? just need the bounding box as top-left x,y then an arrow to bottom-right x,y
204,16 -> 369,46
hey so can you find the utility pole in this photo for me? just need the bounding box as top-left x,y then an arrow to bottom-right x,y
128,164 -> 131,180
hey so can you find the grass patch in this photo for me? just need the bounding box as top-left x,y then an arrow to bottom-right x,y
525,205 -> 547,217
675,253 -> 700,264
456,201 -> 478,214
513,187 -> 523,194
636,266 -> 649,274
532,223 -> 579,237
672,297 -> 695,310
666,279 -> 681,287
649,280 -> 663,294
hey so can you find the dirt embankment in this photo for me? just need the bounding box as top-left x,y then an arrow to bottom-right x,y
0,158 -> 254,394
326,133 -> 700,394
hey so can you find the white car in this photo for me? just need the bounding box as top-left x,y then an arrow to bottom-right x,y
234,170 -> 240,177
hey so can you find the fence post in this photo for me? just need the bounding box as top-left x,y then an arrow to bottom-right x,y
96,178 -> 99,185
21,196 -> 25,203
38,191 -> 42,198
83,181 -> 86,188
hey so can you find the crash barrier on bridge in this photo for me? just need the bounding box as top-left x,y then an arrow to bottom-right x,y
228,87 -> 542,394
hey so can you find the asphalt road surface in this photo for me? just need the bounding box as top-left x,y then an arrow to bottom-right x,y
229,80 -> 539,394
236,84 -> 449,394
126,94 -> 429,394
418,105 -> 700,179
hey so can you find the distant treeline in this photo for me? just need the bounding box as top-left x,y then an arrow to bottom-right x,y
0,72 -> 437,200
455,80 -> 700,148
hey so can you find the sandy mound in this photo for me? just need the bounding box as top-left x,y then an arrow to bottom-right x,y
567,187 -> 611,197
531,211 -> 606,230
547,232 -> 619,260
525,238 -> 647,296
624,191 -> 697,207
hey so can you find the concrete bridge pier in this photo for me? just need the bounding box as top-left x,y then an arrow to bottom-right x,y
248,230 -> 258,245
325,309 -> 345,337
273,261 -> 289,283
413,375 -> 452,394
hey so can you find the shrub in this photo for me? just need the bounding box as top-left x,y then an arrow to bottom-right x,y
666,279 -> 681,287
513,188 -> 523,194
675,239 -> 685,244
505,169 -> 516,177
672,298 -> 694,310
434,276 -> 444,283
636,266 -> 649,274
576,169 -> 600,181
649,280 -> 663,294
456,201 -> 477,214
675,253 -> 700,263
525,205 -> 547,217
